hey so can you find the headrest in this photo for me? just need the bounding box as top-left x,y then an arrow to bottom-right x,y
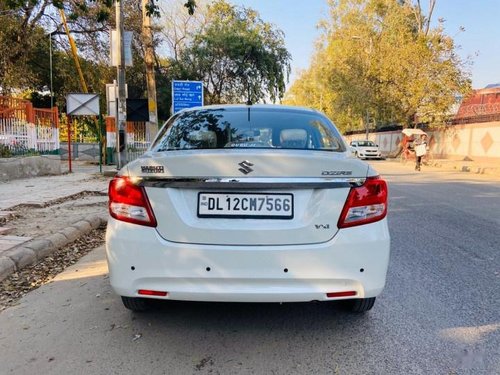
280,129 -> 307,141
188,130 -> 217,147
280,129 -> 307,148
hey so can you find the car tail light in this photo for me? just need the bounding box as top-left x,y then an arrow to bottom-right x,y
108,176 -> 157,227
337,176 -> 387,228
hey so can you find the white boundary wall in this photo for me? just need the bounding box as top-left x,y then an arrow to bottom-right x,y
344,122 -> 500,160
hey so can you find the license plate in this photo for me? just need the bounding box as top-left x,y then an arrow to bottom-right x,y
197,192 -> 294,219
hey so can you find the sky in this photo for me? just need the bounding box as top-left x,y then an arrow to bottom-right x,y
230,0 -> 500,90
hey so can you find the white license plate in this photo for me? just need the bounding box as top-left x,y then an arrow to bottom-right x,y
197,192 -> 294,219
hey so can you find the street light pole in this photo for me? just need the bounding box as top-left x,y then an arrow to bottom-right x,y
115,0 -> 127,169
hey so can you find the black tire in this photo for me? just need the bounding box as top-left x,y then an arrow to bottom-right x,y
121,296 -> 150,312
344,297 -> 376,313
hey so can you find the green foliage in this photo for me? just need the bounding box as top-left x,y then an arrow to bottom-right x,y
285,0 -> 471,131
0,0 -> 289,122
0,144 -> 12,158
0,15 -> 45,91
177,0 -> 291,104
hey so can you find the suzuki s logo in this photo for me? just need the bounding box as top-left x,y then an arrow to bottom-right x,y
238,160 -> 254,175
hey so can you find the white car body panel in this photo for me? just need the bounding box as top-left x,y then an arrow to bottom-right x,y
132,151 -> 369,246
126,149 -> 369,178
106,217 -> 390,302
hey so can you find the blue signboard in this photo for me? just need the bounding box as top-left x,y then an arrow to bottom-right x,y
172,80 -> 204,114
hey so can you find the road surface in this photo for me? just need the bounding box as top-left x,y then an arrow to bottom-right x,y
0,161 -> 498,374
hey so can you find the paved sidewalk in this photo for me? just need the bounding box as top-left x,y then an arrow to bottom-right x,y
0,162 -> 115,210
0,161 -> 114,281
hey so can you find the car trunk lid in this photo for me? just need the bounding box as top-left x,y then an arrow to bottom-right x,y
127,150 -> 368,246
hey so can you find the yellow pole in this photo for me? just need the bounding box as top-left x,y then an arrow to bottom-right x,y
59,9 -> 88,93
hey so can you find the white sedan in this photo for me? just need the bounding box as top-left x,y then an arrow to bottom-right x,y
106,105 -> 390,313
350,140 -> 383,159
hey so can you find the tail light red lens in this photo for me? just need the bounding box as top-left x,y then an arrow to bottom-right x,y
108,176 -> 157,227
337,176 -> 388,228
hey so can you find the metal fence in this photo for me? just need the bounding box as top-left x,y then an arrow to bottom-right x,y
449,113 -> 500,125
105,117 -> 151,163
0,96 -> 59,157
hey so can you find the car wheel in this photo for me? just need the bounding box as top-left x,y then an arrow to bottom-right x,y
343,297 -> 376,313
121,296 -> 150,312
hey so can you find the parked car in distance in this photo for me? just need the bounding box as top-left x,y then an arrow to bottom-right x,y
106,105 -> 390,314
350,140 -> 383,159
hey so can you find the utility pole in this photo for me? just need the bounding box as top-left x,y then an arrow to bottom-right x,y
116,0 -> 127,168
142,0 -> 159,141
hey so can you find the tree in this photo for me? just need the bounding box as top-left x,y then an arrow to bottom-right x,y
285,0 -> 471,132
0,0 -> 195,93
159,0 -> 208,62
176,0 -> 291,104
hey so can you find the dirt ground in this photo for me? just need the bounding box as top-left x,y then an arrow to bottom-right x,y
0,188 -> 110,311
0,227 -> 106,311
0,191 -> 110,310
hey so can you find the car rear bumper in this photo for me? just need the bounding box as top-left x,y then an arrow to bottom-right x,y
105,217 -> 390,302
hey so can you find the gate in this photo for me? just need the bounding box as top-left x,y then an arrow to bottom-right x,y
0,96 -> 59,157
105,117 -> 151,164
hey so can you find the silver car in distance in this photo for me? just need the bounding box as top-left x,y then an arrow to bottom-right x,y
106,105 -> 390,313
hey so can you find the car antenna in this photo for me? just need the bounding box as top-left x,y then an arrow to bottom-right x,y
246,84 -> 252,121
246,85 -> 252,106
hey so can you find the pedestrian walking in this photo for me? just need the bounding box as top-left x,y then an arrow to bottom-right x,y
414,134 -> 428,171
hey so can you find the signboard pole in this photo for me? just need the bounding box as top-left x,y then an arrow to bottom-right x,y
67,116 -> 72,173
65,93 -> 100,173
98,115 -> 103,174
114,80 -> 121,169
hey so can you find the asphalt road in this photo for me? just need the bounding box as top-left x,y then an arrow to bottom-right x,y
0,161 -> 498,375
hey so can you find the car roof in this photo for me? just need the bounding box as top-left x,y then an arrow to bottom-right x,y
177,104 -> 319,115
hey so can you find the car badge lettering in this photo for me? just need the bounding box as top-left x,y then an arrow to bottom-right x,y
141,166 -> 165,174
321,170 -> 353,176
315,224 -> 330,229
238,160 -> 254,175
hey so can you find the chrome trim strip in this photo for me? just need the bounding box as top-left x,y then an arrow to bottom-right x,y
138,177 -> 365,189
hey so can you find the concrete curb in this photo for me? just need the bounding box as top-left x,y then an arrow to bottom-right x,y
102,170 -> 117,177
0,214 -> 107,282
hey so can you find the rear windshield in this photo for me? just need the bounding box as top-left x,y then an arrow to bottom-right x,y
151,108 -> 345,152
